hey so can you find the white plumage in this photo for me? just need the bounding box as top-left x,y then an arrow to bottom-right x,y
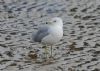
32,17 -> 63,58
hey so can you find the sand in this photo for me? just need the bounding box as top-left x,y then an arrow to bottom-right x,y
0,0 -> 100,71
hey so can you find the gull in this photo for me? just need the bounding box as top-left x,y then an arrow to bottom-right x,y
32,17 -> 63,59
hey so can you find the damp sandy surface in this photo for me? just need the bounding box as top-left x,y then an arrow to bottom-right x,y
0,0 -> 100,71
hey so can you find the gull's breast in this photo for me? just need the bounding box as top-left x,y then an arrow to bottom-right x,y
41,26 -> 63,45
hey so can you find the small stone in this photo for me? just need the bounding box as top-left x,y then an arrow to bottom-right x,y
28,51 -> 37,60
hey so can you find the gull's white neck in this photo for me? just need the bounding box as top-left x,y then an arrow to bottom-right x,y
50,22 -> 63,28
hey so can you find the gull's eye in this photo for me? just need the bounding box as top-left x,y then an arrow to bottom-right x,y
53,20 -> 56,22
46,22 -> 48,24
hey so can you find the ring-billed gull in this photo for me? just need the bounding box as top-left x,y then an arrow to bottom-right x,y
32,17 -> 63,59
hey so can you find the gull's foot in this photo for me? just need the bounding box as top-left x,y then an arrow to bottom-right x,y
49,56 -> 55,60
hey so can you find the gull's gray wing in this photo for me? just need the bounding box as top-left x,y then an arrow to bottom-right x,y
33,26 -> 49,42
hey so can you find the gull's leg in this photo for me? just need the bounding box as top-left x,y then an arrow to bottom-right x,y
44,45 -> 48,60
50,45 -> 53,58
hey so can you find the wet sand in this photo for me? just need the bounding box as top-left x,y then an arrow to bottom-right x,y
0,0 -> 100,71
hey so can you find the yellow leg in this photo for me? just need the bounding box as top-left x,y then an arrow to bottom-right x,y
45,46 -> 47,58
50,46 -> 53,58
44,45 -> 48,59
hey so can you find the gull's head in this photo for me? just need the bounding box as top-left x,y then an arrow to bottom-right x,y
47,17 -> 63,27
